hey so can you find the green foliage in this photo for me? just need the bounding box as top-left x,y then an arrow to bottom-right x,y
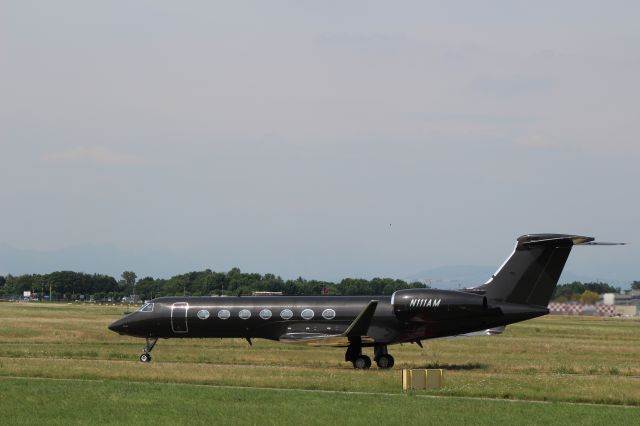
120,271 -> 137,287
0,268 -> 423,300
631,281 -> 640,290
130,270 -> 422,299
552,281 -> 618,302
579,290 -> 600,305
0,271 -> 117,300
1,269 -> 634,302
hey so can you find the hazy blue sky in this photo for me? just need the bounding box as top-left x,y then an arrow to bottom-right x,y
1,1 -> 638,283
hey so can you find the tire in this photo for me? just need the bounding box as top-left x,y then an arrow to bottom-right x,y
363,355 -> 372,368
139,353 -> 151,363
353,355 -> 371,369
376,354 -> 394,369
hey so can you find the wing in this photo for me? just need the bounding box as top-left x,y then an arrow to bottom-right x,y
426,326 -> 507,342
455,326 -> 506,337
278,300 -> 378,347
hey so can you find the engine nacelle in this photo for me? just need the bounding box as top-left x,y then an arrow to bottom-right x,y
391,288 -> 488,321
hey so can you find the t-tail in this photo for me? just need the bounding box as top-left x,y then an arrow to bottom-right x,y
472,234 -> 624,307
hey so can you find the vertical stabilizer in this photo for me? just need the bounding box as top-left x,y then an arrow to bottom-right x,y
482,234 -> 593,306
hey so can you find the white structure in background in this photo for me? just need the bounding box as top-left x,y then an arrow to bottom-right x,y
598,292 -> 639,317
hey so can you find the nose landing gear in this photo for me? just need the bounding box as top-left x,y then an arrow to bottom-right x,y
139,336 -> 158,363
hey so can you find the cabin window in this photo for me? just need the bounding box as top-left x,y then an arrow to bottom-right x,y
259,309 -> 272,320
139,303 -> 154,312
280,309 -> 293,320
197,309 -> 210,320
218,309 -> 230,320
239,309 -> 251,320
301,309 -> 314,320
322,309 -> 336,320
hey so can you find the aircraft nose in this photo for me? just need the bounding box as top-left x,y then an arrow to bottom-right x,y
108,317 -> 129,334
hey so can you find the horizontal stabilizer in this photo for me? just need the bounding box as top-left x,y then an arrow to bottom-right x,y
516,234 -> 593,248
516,234 -> 625,248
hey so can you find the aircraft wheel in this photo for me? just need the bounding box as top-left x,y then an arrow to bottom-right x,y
352,355 -> 371,369
139,353 -> 152,363
376,354 -> 394,369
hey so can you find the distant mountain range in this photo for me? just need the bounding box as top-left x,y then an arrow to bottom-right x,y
404,265 -> 599,290
0,244 -> 627,288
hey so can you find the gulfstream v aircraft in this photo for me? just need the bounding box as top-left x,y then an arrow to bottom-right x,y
109,234 -> 622,369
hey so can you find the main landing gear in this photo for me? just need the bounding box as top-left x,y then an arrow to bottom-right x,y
139,336 -> 158,363
374,344 -> 395,369
345,341 -> 395,369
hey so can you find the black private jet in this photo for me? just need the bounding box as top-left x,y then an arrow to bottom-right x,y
109,234 -> 622,369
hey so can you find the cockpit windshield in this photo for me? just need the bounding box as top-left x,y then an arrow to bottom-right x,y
139,303 -> 154,312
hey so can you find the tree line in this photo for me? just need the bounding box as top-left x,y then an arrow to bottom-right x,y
0,268 -> 425,301
551,281 -> 624,304
1,270 -> 635,303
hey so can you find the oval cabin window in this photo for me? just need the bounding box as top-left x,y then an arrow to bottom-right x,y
322,309 -> 336,320
259,309 -> 272,320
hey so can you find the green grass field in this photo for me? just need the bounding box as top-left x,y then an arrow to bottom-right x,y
1,302 -> 639,424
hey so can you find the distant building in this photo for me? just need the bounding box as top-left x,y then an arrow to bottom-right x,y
603,293 -> 615,305
251,291 -> 283,296
600,290 -> 640,306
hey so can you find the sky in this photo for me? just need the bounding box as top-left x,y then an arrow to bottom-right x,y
0,1 -> 638,284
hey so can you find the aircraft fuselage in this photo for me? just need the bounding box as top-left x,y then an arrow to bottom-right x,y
109,290 -> 546,345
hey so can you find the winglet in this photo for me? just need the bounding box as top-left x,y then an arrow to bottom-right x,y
344,300 -> 378,337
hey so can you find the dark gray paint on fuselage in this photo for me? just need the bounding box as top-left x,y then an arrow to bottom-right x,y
112,296 -> 397,342
108,292 -> 545,346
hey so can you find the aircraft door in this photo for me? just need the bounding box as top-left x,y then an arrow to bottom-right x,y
171,302 -> 189,334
